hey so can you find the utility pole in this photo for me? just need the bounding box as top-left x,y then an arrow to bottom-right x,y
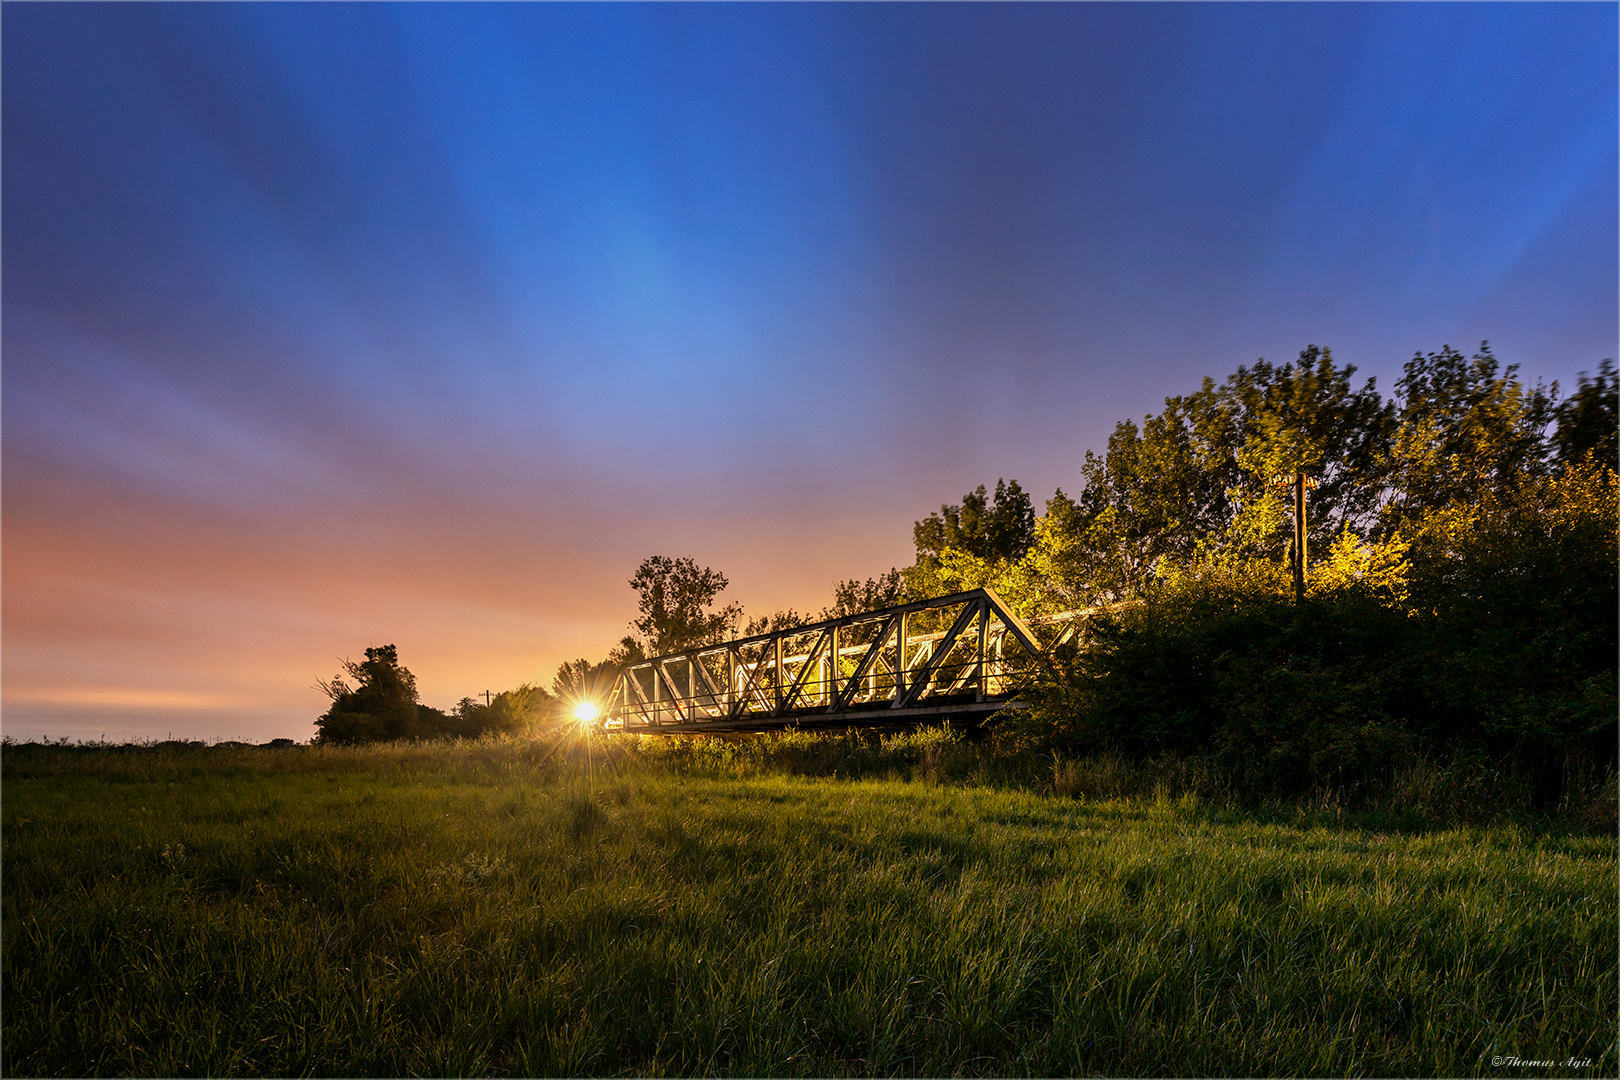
1292,471 -> 1307,603
1273,471 -> 1315,602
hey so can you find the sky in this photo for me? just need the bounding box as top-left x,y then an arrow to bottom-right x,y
4,2 -> 1615,743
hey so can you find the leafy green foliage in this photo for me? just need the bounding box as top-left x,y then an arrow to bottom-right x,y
1225,344 -> 1392,553
313,645 -> 437,745
930,342 -> 1616,803
905,481 -> 1045,610
1399,457 -> 1619,798
1024,579 -> 1423,794
822,568 -> 909,620
1020,456 -> 1617,804
913,479 -> 1036,565
1062,345 -> 1389,596
315,646 -> 553,744
628,555 -> 743,656
1553,358 -> 1618,469
1381,342 -> 1557,533
448,684 -> 553,739
742,608 -> 810,636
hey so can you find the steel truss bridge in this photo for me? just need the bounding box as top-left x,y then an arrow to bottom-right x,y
602,587 -> 1084,735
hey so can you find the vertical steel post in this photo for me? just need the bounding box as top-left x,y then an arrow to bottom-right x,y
895,611 -> 908,703
774,633 -> 784,713
828,624 -> 839,707
984,621 -> 997,696
976,599 -> 988,702
871,622 -> 881,701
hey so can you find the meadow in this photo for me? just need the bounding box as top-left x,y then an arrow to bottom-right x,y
3,733 -> 1614,1077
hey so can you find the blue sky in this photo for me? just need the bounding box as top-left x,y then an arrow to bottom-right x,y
4,3 -> 1615,741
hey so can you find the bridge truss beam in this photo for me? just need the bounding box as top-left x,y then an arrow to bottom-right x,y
603,587 -> 1077,735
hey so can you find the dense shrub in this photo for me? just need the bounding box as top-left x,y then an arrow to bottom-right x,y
1018,459 -> 1617,805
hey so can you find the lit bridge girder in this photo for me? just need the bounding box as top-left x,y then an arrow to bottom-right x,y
602,587 -> 1087,735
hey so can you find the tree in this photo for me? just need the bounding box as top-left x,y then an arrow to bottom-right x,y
552,656 -> 620,703
821,568 -> 909,620
1380,342 -> 1556,533
314,644 -> 439,744
907,479 -> 1038,604
627,555 -> 742,656
448,684 -> 551,739
913,479 -> 1036,564
1021,487 -> 1128,609
1004,342 -> 1614,806
1051,346 -> 1388,599
743,609 -> 809,636
1224,345 -> 1392,557
1068,416 -> 1208,599
605,635 -> 647,668
1552,358 -> 1617,471
550,636 -> 646,722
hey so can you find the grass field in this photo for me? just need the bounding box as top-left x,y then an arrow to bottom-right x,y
3,736 -> 1615,1077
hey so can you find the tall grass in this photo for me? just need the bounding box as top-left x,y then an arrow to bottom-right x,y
14,724 -> 1608,831
4,736 -> 1615,1076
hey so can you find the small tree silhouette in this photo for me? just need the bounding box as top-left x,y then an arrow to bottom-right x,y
314,644 -> 437,744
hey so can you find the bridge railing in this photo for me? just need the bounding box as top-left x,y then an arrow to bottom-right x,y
602,587 -> 1075,732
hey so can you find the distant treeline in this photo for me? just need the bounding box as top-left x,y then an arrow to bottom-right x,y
319,343 -> 1617,807
313,645 -> 548,744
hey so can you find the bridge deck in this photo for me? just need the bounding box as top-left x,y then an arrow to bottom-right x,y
614,697 -> 1028,736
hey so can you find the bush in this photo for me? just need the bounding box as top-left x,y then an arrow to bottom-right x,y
314,645 -> 432,744
1020,461 -> 1617,806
